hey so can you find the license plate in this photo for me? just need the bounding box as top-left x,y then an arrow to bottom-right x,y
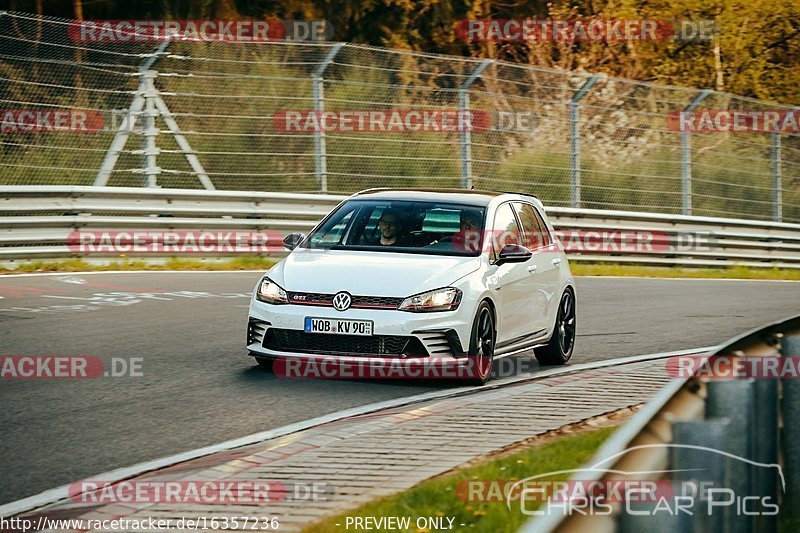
304,317 -> 373,336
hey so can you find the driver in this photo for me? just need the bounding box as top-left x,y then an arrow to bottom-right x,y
376,209 -> 403,246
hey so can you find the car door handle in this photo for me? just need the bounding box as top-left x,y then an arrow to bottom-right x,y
527,265 -> 538,273
552,258 -> 562,266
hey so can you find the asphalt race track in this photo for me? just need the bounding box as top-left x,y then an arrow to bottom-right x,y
1,271 -> 799,505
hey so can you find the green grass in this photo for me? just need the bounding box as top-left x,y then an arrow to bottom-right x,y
569,262 -> 800,280
0,256 -> 277,274
3,258 -> 798,280
306,425 -> 617,533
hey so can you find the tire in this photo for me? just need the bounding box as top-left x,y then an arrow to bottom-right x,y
465,301 -> 496,385
535,288 -> 576,365
254,356 -> 274,372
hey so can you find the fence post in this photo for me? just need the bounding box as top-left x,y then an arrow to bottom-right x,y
459,59 -> 492,189
569,74 -> 603,208
680,90 -> 712,215
141,71 -> 161,188
772,132 -> 782,222
94,40 -> 170,187
312,43 -> 344,194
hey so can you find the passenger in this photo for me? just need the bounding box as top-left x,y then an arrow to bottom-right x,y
459,210 -> 481,233
451,210 -> 483,252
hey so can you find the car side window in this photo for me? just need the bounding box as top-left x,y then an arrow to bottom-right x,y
309,207 -> 355,247
358,207 -> 385,244
490,203 -> 521,262
513,202 -> 551,249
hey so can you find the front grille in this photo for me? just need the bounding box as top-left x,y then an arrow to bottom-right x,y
351,295 -> 404,308
247,318 -> 270,346
287,292 -> 403,310
265,328 -> 425,357
287,292 -> 332,306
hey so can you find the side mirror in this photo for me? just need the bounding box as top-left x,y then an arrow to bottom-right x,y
283,233 -> 306,251
496,243 -> 532,265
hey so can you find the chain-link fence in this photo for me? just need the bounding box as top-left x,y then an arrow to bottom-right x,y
1,11 -> 798,222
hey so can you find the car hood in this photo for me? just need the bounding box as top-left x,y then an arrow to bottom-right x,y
268,248 -> 481,297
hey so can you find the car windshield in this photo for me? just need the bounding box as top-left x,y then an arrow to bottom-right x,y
303,199 -> 487,256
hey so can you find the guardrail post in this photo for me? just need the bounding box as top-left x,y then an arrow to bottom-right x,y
680,90 -> 712,215
752,376 -> 779,533
459,60 -> 492,190
312,43 -> 344,194
569,74 -> 603,208
671,418 -> 731,531
782,334 -> 800,521
771,132 -> 782,222
706,379 -> 755,533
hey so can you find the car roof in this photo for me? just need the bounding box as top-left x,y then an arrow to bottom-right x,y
350,188 -> 536,207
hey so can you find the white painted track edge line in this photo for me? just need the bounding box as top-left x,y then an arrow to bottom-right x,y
0,345 -> 716,518
579,275 -> 800,283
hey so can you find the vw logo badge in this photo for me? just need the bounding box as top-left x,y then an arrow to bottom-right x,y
332,292 -> 352,311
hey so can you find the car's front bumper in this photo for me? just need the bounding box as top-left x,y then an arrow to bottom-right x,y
247,298 -> 475,362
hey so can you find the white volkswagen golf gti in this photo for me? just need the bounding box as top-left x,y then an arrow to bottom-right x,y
247,188 -> 576,384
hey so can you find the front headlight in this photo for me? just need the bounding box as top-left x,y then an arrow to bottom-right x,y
256,277 -> 288,304
398,287 -> 462,312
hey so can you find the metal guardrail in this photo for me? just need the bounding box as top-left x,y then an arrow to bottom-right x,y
522,314 -> 800,533
2,186 -> 800,268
